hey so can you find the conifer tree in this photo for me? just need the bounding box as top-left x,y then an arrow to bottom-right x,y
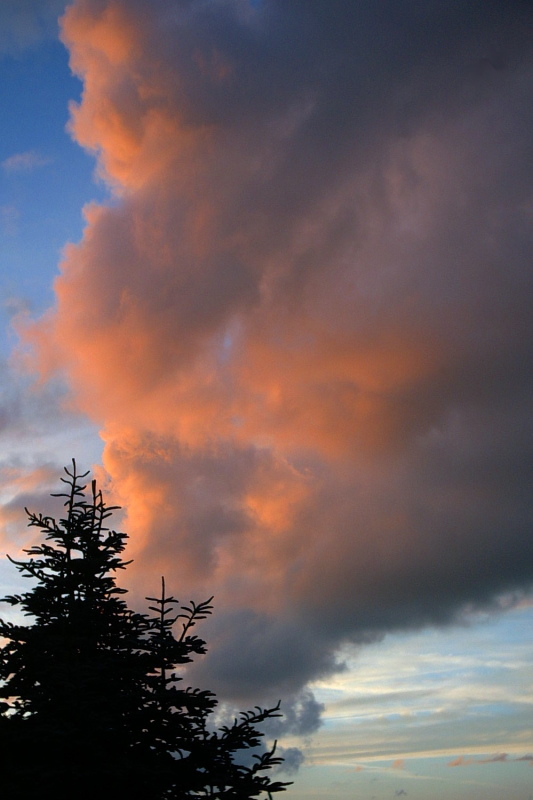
0,461 -> 290,799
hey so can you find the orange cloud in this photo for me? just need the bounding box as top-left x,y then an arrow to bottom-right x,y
22,0 -> 533,701
448,755 -> 472,767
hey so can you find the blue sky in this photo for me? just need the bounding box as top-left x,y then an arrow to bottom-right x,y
1,3 -> 532,798
0,30 -> 103,328
294,606 -> 533,799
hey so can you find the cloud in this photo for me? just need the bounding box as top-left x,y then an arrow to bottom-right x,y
448,752 -> 533,767
447,755 -> 470,767
22,0 -> 533,706
2,151 -> 51,173
481,753 -> 509,763
262,690 -> 325,737
275,746 -> 305,775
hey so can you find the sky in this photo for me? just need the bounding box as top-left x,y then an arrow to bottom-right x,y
1,1 -> 533,797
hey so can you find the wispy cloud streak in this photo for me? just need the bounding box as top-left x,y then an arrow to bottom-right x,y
2,150 -> 50,172
448,753 -> 533,767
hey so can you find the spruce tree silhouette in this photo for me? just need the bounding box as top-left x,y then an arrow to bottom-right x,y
0,461 -> 290,799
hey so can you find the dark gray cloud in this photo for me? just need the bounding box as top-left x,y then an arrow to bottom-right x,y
275,746 -> 305,775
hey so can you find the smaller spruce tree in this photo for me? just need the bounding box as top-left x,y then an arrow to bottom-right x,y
0,461 -> 290,799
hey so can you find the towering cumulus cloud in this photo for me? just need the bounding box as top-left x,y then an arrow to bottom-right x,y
27,0 -> 533,706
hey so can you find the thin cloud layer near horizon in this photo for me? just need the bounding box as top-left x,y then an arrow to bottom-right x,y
1,1 -> 533,794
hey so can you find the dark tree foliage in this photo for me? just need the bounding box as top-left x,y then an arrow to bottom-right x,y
0,462 -> 290,800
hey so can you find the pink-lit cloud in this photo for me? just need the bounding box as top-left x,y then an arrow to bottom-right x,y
448,753 -> 533,767
19,0 -> 533,709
